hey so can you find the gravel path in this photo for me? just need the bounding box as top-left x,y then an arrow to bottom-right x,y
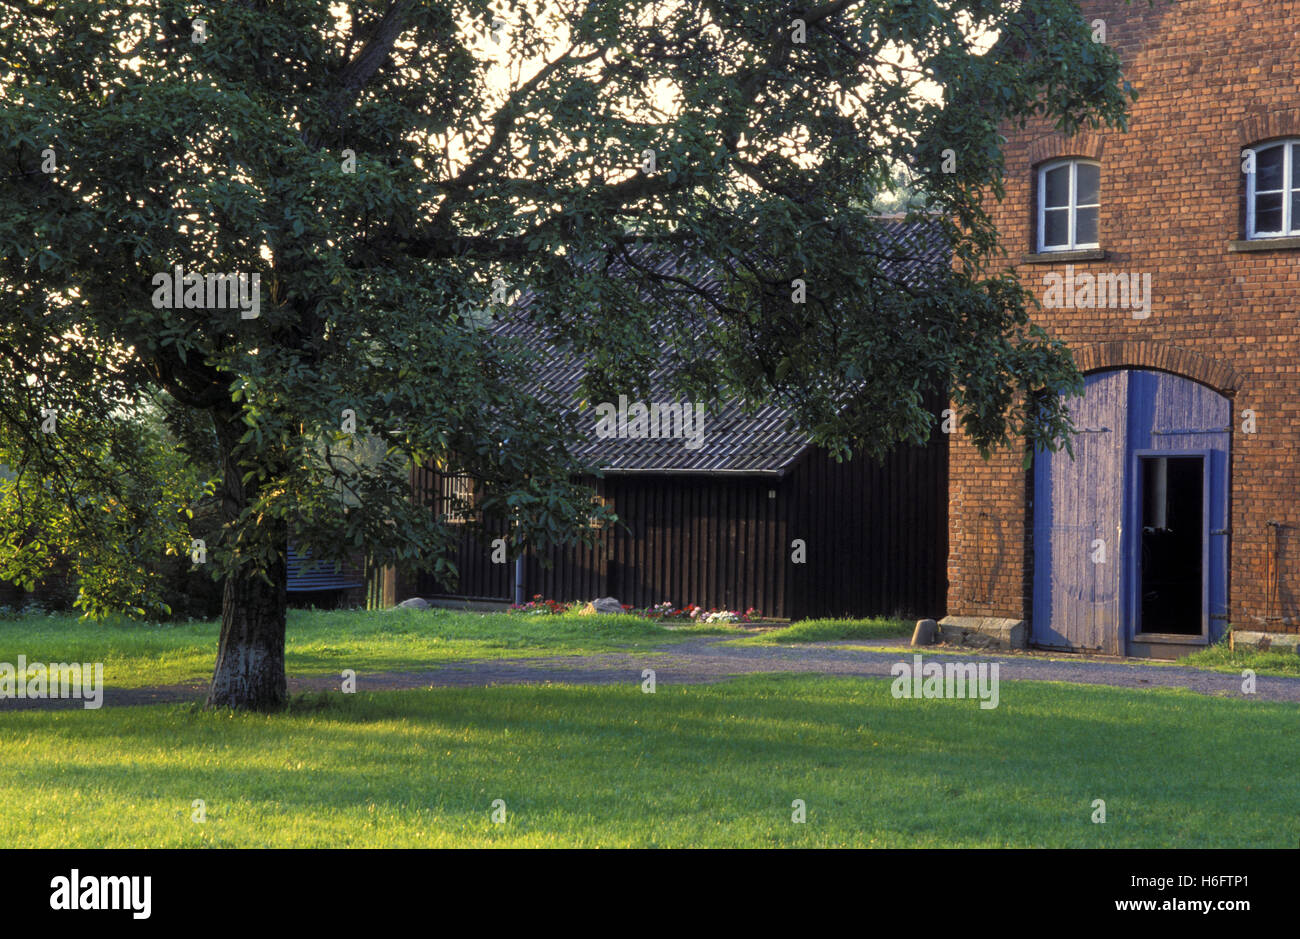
4,635 -> 1298,711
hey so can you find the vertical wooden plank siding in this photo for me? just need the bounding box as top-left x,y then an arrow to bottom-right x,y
781,430 -> 949,620
415,423 -> 949,620
411,465 -> 512,600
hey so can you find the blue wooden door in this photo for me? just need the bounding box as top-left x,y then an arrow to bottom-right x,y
1032,371 -> 1127,653
1033,370 -> 1230,654
1125,371 -> 1230,643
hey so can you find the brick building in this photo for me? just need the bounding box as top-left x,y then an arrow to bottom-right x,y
946,0 -> 1300,657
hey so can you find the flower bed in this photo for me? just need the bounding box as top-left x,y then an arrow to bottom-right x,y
505,596 -> 761,623
507,595 -> 580,616
663,604 -> 763,624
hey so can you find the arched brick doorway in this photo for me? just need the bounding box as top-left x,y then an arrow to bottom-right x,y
1032,369 -> 1230,658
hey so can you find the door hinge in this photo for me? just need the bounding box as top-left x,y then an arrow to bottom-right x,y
1211,528 -> 1230,536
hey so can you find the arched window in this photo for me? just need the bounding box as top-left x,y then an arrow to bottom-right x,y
1246,139 -> 1300,238
1037,158 -> 1100,252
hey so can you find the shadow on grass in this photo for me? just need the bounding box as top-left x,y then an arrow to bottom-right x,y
4,675 -> 1298,847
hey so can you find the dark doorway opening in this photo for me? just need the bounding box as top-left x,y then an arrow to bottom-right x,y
1139,456 -> 1204,635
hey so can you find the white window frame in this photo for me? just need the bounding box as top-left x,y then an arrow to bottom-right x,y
1246,139 -> 1300,239
1037,158 -> 1101,253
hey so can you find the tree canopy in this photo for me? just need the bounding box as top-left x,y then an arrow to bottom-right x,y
0,0 -> 1135,709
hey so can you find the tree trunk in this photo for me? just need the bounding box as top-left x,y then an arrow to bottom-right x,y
206,407 -> 289,711
206,549 -> 288,711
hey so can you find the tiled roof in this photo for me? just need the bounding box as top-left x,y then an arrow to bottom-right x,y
493,218 -> 951,475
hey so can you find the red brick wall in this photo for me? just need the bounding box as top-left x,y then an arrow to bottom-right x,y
948,0 -> 1300,633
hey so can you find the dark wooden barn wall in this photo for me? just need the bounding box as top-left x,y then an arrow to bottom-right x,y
595,475 -> 788,615
410,465 -> 514,601
782,439 -> 948,620
412,433 -> 948,620
527,515 -> 607,604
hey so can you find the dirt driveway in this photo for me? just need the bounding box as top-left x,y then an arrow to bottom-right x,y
4,635 -> 1298,711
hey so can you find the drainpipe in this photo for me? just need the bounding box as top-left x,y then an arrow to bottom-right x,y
513,524 -> 525,606
502,434 -> 526,607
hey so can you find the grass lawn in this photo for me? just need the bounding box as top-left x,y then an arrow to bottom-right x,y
1,674 -> 1294,848
1183,638 -> 1300,678
725,616 -> 912,646
0,608 -> 736,689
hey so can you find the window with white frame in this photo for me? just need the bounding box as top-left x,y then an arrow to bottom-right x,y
1037,158 -> 1100,252
1246,140 -> 1300,238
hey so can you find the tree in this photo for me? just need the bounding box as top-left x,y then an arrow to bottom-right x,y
0,395 -> 210,619
0,0 -> 1136,710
